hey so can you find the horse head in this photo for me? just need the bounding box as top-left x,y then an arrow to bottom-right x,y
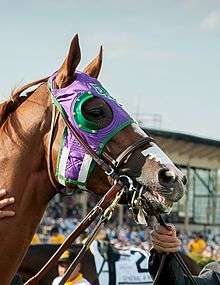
49,35 -> 187,219
0,34 -> 187,284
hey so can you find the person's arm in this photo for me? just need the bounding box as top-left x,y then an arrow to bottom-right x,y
149,224 -> 218,285
149,224 -> 183,284
0,189 -> 15,218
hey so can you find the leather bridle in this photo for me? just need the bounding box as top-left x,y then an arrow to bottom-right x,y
27,101 -> 198,285
47,104 -> 60,189
47,103 -> 155,190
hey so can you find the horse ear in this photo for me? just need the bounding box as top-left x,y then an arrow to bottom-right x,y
83,46 -> 103,79
54,34 -> 81,88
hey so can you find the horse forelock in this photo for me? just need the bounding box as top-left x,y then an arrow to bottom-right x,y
0,76 -> 49,127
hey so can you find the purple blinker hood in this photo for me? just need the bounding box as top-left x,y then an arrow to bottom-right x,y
48,71 -> 134,188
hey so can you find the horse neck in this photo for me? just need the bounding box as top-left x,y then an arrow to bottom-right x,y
0,84 -> 56,285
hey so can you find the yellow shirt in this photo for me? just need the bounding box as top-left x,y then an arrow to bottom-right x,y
66,274 -> 88,285
31,233 -> 41,244
187,239 -> 206,254
52,274 -> 90,285
48,234 -> 65,244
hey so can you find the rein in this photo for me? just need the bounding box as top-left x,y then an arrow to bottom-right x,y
26,86 -> 196,284
58,188 -> 125,285
24,182 -> 124,285
25,99 -> 153,284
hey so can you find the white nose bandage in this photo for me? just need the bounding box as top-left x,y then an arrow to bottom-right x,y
141,143 -> 175,167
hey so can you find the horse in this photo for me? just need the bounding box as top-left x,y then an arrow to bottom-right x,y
0,34 -> 186,284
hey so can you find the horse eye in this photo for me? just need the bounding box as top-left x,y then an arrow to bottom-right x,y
88,108 -> 104,118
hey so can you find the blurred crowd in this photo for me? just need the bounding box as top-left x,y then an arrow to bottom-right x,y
176,230 -> 220,266
32,193 -> 151,249
32,193 -> 220,266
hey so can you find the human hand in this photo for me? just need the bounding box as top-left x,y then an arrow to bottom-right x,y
0,189 -> 15,218
151,223 -> 181,253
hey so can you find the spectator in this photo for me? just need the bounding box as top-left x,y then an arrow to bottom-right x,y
48,226 -> 65,244
52,250 -> 91,285
187,233 -> 207,255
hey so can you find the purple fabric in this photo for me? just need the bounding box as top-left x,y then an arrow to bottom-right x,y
48,71 -> 134,187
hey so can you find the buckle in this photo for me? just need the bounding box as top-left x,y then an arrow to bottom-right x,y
118,175 -> 135,192
104,167 -> 115,176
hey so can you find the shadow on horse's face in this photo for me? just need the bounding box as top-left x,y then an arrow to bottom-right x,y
50,34 -> 186,218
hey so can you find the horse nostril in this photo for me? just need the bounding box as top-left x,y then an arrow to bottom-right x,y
158,168 -> 176,187
182,175 -> 187,185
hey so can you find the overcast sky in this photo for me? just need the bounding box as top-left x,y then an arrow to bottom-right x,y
0,0 -> 220,139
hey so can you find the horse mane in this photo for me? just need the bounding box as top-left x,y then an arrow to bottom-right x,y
0,77 -> 49,127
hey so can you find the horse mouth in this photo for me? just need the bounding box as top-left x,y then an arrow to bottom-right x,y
129,184 -> 175,224
141,188 -> 173,215
131,172 -> 185,222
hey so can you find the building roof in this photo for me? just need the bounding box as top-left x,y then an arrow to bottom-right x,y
144,128 -> 220,169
